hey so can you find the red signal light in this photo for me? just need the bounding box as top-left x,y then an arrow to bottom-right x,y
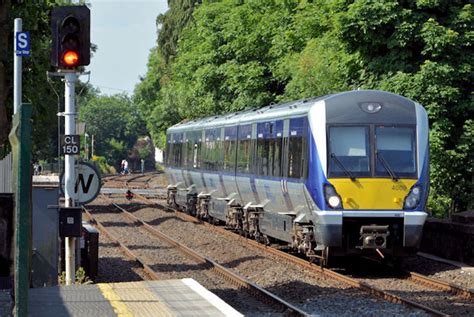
63,50 -> 79,66
125,190 -> 134,201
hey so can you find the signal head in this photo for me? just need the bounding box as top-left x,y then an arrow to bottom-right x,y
51,6 -> 90,69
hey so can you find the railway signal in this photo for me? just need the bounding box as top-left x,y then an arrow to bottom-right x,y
51,5 -> 90,69
125,190 -> 134,201
48,4 -> 91,286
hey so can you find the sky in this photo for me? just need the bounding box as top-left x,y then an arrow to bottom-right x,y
86,0 -> 168,95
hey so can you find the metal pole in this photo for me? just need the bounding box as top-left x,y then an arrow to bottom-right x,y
13,18 -> 22,114
85,134 -> 88,161
64,72 -> 77,285
9,103 -> 33,317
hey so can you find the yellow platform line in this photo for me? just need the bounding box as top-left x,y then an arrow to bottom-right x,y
97,283 -> 133,317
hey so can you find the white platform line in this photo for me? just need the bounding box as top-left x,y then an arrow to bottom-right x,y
182,278 -> 244,317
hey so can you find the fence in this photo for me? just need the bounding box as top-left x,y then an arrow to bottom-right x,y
0,153 -> 12,193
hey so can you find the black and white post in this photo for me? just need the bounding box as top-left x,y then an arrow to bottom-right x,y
64,72 -> 78,285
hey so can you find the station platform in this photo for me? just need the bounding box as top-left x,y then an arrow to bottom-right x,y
0,279 -> 242,317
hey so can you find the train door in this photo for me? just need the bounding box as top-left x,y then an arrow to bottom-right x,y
284,117 -> 310,213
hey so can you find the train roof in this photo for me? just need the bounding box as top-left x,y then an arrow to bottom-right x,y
167,90 -> 417,133
168,95 -> 328,133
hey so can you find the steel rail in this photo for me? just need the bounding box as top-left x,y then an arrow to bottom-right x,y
130,192 -> 448,316
364,253 -> 474,299
81,206 -> 159,281
361,255 -> 474,299
124,174 -> 151,189
92,194 -> 308,316
407,271 -> 473,299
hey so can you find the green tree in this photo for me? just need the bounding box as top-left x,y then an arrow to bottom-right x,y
79,94 -> 146,166
139,0 -> 473,215
332,0 -> 473,214
157,0 -> 200,63
1,1 -> 94,161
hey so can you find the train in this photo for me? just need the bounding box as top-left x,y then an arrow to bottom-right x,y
164,90 -> 429,265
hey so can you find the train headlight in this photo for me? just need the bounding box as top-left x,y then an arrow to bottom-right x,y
404,185 -> 422,210
324,184 -> 343,209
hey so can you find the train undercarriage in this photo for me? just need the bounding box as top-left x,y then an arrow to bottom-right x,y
166,186 -> 414,266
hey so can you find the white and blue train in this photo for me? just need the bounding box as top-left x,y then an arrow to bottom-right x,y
165,90 -> 429,264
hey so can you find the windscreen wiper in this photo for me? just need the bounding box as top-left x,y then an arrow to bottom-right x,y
376,151 -> 399,181
330,153 -> 356,181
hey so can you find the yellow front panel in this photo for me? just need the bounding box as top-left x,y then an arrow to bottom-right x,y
329,178 -> 417,210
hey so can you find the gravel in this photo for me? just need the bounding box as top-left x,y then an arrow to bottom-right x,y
96,173 -> 474,316
100,197 -> 427,316
403,255 -> 474,290
86,200 -> 281,316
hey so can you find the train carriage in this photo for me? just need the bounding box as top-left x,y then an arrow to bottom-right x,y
164,90 -> 429,264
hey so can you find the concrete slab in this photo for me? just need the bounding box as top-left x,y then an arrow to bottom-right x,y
0,279 -> 242,317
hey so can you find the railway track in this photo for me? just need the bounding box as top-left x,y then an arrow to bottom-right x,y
102,172 -> 156,190
126,190 -> 472,316
83,195 -> 307,316
98,175 -> 473,315
360,256 -> 473,299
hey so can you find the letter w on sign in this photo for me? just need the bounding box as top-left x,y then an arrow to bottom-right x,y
75,173 -> 93,193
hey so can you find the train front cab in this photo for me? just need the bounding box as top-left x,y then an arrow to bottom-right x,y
307,92 -> 429,259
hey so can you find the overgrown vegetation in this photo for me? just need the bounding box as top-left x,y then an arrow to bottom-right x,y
78,92 -> 147,171
135,0 -> 473,217
1,1 -> 471,216
0,2 -> 151,174
59,267 -> 92,285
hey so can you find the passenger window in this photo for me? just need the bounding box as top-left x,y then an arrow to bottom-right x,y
193,131 -> 202,169
203,129 -> 215,170
237,124 -> 252,173
223,126 -> 237,172
255,121 -> 284,177
203,128 -> 222,171
184,133 -> 192,168
273,121 -> 284,177
165,134 -> 172,166
256,123 -> 270,176
172,133 -> 183,167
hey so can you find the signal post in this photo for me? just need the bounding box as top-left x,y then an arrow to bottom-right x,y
50,5 -> 90,285
64,71 -> 78,285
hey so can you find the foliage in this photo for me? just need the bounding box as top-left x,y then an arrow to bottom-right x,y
79,93 -> 147,167
59,267 -> 92,285
129,136 -> 155,171
0,2 -> 94,160
91,155 -> 116,175
137,0 -> 472,215
157,0 -> 200,63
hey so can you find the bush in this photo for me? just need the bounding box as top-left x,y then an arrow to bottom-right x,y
91,155 -> 116,175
